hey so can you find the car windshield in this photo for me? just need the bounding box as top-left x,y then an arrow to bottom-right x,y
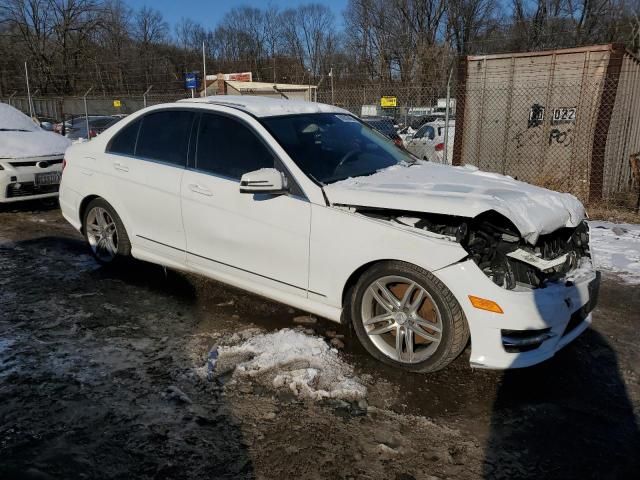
261,113 -> 415,184
364,118 -> 396,136
90,117 -> 117,128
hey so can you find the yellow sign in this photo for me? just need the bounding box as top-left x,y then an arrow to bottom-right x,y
113,99 -> 121,108
380,96 -> 397,108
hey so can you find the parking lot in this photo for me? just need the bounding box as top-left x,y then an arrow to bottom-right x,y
1,201 -> 639,479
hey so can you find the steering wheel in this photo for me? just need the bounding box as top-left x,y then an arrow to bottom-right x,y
335,148 -> 360,170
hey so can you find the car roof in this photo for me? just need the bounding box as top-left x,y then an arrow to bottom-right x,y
423,119 -> 455,127
178,95 -> 350,118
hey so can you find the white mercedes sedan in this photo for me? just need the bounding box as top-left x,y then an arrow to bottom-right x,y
59,96 -> 600,372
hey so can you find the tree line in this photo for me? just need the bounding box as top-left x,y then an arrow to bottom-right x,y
0,0 -> 638,97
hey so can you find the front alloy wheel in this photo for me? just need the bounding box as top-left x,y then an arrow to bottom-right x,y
351,261 -> 469,372
361,276 -> 443,363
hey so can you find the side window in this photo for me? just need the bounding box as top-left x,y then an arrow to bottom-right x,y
195,113 -> 275,180
107,118 -> 141,156
413,126 -> 426,139
426,126 -> 435,140
136,110 -> 194,167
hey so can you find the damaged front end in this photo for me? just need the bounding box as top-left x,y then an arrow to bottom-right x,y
350,207 -> 592,290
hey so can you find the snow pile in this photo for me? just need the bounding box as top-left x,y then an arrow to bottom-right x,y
589,221 -> 640,284
215,328 -> 366,401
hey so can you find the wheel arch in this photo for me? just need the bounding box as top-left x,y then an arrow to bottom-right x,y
78,194 -> 101,233
340,258 -> 413,324
79,194 -> 132,238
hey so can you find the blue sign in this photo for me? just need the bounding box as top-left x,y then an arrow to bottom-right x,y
185,72 -> 198,90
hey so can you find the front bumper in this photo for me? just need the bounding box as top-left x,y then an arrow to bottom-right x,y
434,259 -> 600,369
0,157 -> 63,203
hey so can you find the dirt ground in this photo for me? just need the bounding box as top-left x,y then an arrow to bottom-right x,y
1,201 -> 639,480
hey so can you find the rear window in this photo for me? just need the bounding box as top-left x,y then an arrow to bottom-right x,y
107,119 -> 141,156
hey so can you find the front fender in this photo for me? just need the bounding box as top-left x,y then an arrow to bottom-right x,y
309,204 -> 468,308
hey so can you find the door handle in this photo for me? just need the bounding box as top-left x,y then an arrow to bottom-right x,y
113,162 -> 129,172
188,183 -> 212,196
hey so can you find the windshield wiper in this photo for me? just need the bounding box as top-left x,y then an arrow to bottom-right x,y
0,128 -> 31,132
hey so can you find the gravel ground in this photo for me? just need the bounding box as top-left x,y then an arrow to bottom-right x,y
1,201 -> 639,480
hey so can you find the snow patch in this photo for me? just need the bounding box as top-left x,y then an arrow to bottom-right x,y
589,221 -> 640,284
215,328 -> 366,401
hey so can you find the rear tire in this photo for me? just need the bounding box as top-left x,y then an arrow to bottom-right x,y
82,198 -> 131,265
350,261 -> 469,373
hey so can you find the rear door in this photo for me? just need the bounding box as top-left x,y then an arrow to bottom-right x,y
104,109 -> 195,263
406,125 -> 430,158
180,111 -> 311,297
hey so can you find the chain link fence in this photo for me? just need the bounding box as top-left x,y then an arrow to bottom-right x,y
3,50 -> 640,218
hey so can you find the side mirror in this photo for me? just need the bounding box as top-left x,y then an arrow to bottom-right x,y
239,168 -> 288,195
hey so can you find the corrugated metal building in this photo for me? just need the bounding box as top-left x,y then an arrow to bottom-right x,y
452,44 -> 640,205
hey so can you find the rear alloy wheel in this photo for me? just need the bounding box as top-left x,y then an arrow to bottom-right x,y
351,261 -> 469,372
83,198 -> 130,264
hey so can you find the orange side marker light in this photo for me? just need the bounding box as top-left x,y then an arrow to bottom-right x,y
468,295 -> 504,314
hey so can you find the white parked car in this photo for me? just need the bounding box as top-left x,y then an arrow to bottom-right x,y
405,120 -> 455,164
0,103 -> 71,203
59,97 -> 599,372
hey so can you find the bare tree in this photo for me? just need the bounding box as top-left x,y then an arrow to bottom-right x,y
447,0 -> 497,54
133,5 -> 168,87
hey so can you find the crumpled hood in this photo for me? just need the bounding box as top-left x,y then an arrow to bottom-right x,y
323,163 -> 585,244
0,130 -> 71,159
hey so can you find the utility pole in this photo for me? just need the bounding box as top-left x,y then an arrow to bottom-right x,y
202,40 -> 207,96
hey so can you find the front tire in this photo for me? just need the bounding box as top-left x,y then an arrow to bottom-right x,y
350,261 -> 469,373
83,198 -> 131,265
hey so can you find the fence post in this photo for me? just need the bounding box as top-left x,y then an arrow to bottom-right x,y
143,85 -> 153,108
589,44 -> 625,203
83,86 -> 93,140
24,62 -> 34,118
443,68 -> 453,164
330,67 -> 334,105
452,57 -> 468,166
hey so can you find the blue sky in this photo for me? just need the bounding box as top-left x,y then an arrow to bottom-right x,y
126,0 -> 349,29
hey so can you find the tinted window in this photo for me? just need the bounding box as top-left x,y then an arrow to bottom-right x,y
195,113 -> 275,179
425,126 -> 435,140
365,119 -> 396,137
107,118 -> 141,156
136,110 -> 194,166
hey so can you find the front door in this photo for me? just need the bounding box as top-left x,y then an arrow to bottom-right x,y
181,112 -> 311,297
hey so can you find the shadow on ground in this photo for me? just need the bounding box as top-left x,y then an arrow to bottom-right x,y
483,322 -> 640,479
